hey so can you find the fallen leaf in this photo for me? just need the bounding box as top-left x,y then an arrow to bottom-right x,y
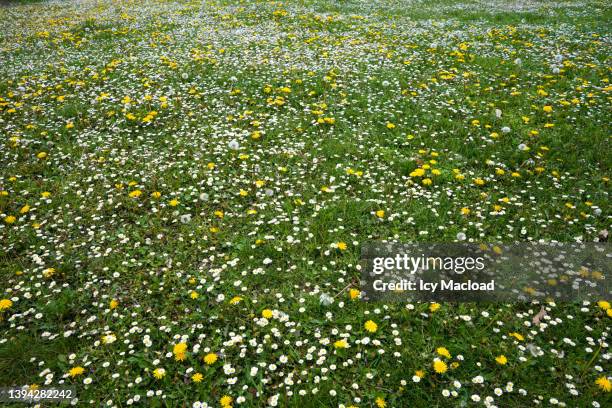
532,306 -> 547,325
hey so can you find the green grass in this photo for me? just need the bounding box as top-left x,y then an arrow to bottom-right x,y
0,0 -> 610,407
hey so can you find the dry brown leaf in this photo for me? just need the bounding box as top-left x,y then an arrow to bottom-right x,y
532,306 -> 547,325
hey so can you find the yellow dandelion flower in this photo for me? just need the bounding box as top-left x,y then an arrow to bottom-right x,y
597,301 -> 610,310
229,296 -> 243,305
349,288 -> 360,300
43,267 -> 55,278
0,299 -> 13,311
68,366 -> 85,377
152,368 -> 166,379
220,395 -> 233,407
409,168 -> 425,177
334,339 -> 348,349
433,359 -> 448,374
203,353 -> 218,365
173,342 -> 187,353
595,376 -> 611,392
436,347 -> 451,359
192,372 -> 203,383
262,309 -> 273,319
364,320 -> 378,333
509,332 -> 524,341
495,355 -> 508,365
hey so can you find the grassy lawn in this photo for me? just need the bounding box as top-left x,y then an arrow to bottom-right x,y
0,0 -> 610,406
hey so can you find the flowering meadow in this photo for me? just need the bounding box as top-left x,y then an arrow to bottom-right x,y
0,0 -> 611,406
